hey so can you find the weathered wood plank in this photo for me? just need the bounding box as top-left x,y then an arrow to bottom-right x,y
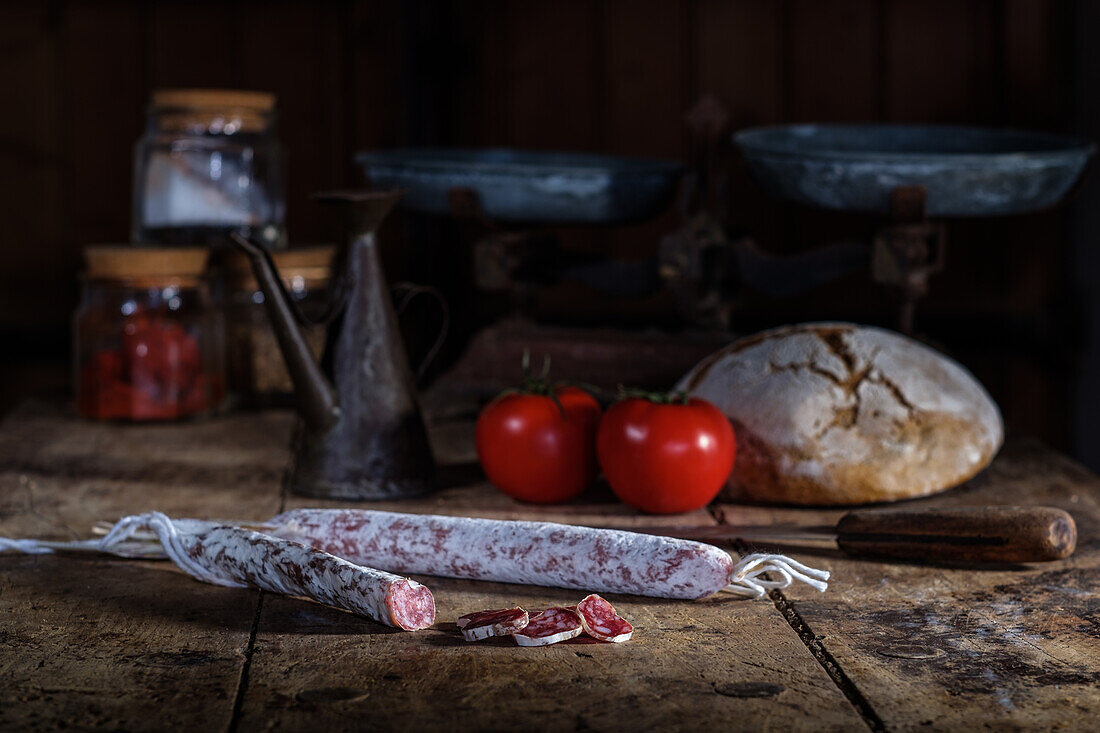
719,441 -> 1100,731
0,402 -> 291,731
0,556 -> 257,732
231,419 -> 867,731
0,401 -> 294,532
5,402 -> 1099,730
235,575 -> 867,732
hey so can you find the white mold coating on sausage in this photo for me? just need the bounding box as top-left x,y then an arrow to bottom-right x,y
264,510 -> 734,600
170,519 -> 435,630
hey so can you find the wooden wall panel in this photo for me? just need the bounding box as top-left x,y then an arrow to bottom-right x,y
1005,0 -> 1065,128
787,0 -> 879,122
452,0 -> 509,146
505,1 -> 604,150
696,0 -> 782,127
883,0 -> 999,123
350,0 -> 406,152
63,2 -> 145,248
603,0 -> 688,260
149,2 -> 237,89
605,0 -> 687,157
696,0 -> 783,248
0,3 -> 63,328
239,1 -> 349,239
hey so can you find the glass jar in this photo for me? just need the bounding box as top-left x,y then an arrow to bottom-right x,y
132,89 -> 285,250
224,246 -> 335,406
74,246 -> 226,421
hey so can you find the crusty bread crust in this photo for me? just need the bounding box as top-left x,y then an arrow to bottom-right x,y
677,323 -> 1004,506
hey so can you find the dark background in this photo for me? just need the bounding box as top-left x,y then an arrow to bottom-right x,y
2,0 -> 1099,466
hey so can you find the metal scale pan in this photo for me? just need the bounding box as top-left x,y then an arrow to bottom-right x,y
734,124 -> 1095,218
356,148 -> 683,225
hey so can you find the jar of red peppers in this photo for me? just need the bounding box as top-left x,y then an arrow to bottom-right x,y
74,246 -> 226,421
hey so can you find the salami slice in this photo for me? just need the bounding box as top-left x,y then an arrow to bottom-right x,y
456,607 -> 530,641
513,607 -> 583,647
576,594 -> 633,643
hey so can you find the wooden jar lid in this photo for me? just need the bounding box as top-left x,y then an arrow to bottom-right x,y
152,89 -> 276,111
151,89 -> 276,134
84,246 -> 210,282
224,245 -> 338,290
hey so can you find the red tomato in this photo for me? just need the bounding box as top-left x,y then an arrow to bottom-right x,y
476,387 -> 602,504
597,397 -> 736,514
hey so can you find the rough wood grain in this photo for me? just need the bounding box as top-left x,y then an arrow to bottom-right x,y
225,416 -> 865,732
234,575 -> 865,732
0,556 -> 258,732
718,441 -> 1100,731
0,401 -> 294,532
4,403 -> 1099,731
0,402 -> 291,731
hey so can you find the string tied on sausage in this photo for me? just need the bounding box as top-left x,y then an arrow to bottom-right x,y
0,536 -> 57,554
725,553 -> 830,598
0,513 -> 245,588
100,512 -> 248,587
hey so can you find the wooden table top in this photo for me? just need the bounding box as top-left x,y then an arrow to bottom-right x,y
1,400 -> 1097,732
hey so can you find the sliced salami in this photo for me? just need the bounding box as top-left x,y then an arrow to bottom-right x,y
513,607 -> 584,647
456,607 -> 530,641
576,594 -> 633,643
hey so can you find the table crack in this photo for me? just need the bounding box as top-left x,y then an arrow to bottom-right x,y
226,592 -> 264,733
226,421 -> 295,732
708,506 -> 886,731
766,584 -> 887,732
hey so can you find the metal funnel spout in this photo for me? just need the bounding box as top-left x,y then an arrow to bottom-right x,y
312,189 -> 403,234
229,233 -> 340,433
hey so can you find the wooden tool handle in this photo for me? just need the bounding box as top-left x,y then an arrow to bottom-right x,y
835,505 -> 1077,563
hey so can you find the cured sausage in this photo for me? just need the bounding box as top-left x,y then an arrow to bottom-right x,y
135,515 -> 436,630
0,512 -> 436,631
456,607 -> 529,641
264,509 -> 829,600
575,594 -> 633,643
513,608 -> 584,646
165,519 -> 435,631
266,509 -> 729,599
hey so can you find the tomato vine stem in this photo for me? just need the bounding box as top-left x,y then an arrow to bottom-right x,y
616,385 -> 691,405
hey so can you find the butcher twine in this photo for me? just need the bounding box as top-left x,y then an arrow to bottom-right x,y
726,553 -> 830,598
2,514 -> 831,598
0,512 -> 245,588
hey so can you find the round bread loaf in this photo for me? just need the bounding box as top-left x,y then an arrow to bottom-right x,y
677,323 -> 1003,505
